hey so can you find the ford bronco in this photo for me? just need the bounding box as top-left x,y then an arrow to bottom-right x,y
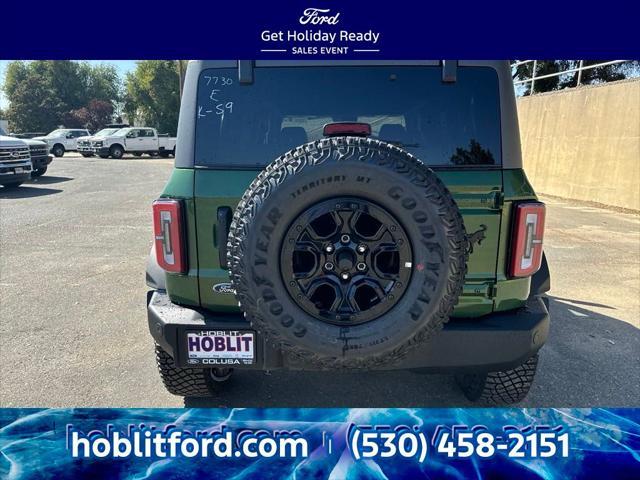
146,60 -> 550,405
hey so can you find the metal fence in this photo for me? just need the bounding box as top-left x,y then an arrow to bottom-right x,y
511,60 -> 631,94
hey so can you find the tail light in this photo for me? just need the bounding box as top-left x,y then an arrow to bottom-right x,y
153,199 -> 186,273
509,202 -> 545,278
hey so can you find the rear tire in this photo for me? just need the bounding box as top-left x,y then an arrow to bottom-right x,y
456,355 -> 539,405
52,144 -> 65,158
155,344 -> 225,397
31,167 -> 47,178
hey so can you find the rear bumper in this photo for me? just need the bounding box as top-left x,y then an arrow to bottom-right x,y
148,291 -> 549,373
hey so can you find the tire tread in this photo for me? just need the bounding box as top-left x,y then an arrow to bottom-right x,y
155,344 -> 215,397
456,355 -> 539,405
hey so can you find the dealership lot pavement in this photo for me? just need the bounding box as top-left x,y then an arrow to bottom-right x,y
1,155 -> 638,407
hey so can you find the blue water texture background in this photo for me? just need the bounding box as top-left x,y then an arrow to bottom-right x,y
0,408 -> 638,479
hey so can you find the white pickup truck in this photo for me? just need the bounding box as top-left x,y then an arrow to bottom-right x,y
33,128 -> 91,157
91,127 -> 176,159
76,128 -> 124,157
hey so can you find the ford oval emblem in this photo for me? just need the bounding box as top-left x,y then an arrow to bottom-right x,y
213,283 -> 236,295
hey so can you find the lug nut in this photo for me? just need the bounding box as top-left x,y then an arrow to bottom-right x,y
340,234 -> 350,244
324,262 -> 334,270
357,244 -> 367,253
356,262 -> 367,271
325,245 -> 334,253
340,272 -> 350,281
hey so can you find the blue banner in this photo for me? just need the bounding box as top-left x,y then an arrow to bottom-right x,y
1,408 -> 638,478
1,1 -> 638,58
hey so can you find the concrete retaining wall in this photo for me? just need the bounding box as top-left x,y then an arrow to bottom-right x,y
517,79 -> 640,211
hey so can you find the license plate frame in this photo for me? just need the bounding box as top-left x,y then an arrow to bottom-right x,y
184,330 -> 255,366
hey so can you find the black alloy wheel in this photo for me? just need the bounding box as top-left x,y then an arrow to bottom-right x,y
281,197 -> 412,326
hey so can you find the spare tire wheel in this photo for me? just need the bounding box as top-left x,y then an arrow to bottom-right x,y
227,136 -> 468,369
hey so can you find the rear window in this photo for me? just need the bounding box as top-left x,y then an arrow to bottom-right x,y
195,66 -> 501,168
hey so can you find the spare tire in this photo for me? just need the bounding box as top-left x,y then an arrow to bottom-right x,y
227,136 -> 468,369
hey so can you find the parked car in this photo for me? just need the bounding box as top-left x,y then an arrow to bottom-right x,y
0,130 -> 32,188
76,128 -> 123,157
93,127 -> 176,159
146,60 -> 550,405
33,128 -> 90,157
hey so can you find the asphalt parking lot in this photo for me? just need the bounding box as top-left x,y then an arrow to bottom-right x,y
1,155 -> 638,408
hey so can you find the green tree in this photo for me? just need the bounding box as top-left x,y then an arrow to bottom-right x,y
513,60 -> 639,95
513,61 -> 570,96
560,60 -> 635,88
65,99 -> 114,131
4,62 -> 60,132
124,61 -> 180,135
80,63 -> 121,104
2,60 -> 121,132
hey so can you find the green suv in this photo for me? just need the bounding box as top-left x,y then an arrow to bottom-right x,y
146,60 -> 550,405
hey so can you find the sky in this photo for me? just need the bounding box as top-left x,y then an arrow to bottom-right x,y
0,60 -> 138,110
